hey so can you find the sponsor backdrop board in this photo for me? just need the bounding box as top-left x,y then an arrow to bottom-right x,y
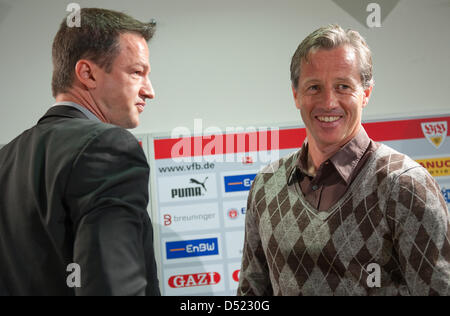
147,114 -> 450,296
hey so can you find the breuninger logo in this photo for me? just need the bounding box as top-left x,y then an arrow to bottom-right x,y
169,119 -> 280,168
164,212 -> 216,226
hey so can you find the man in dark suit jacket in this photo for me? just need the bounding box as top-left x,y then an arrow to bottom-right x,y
0,8 -> 160,295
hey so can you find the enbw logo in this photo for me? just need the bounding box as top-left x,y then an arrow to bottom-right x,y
224,174 -> 256,193
166,238 -> 219,260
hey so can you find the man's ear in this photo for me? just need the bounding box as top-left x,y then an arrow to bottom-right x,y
74,59 -> 97,89
362,85 -> 373,108
292,85 -> 301,110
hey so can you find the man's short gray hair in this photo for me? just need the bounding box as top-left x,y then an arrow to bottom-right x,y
290,24 -> 374,91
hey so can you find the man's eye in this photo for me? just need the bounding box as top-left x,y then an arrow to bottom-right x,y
308,85 -> 319,91
337,84 -> 350,90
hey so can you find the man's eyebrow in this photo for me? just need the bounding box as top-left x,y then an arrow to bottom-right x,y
300,78 -> 320,86
335,77 -> 354,82
130,61 -> 145,66
131,63 -> 150,72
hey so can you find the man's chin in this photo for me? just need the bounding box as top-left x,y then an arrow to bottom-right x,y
125,119 -> 139,129
310,131 -> 347,149
113,116 -> 139,129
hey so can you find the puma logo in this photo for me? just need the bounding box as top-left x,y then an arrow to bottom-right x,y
171,177 -> 209,199
190,177 -> 208,192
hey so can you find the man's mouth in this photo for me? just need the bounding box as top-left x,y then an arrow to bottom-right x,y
316,116 -> 342,123
135,103 -> 145,113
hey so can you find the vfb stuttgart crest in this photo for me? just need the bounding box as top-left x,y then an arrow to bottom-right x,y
421,121 -> 447,149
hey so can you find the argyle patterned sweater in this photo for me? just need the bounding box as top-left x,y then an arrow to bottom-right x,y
237,144 -> 450,296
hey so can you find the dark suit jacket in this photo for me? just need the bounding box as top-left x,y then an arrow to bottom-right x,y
0,106 -> 160,296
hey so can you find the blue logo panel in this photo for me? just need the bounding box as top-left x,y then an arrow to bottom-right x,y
224,174 -> 256,193
442,188 -> 450,204
166,238 -> 219,260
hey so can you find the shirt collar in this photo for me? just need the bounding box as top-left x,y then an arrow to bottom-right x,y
287,150 -> 302,186
330,127 -> 371,184
293,127 -> 371,185
52,102 -> 101,122
297,140 -> 311,176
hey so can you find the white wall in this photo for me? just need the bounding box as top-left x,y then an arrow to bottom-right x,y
0,0 -> 449,145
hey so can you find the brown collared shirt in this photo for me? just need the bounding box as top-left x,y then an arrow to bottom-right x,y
295,127 -> 380,211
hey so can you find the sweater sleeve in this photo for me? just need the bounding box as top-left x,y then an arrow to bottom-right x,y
237,174 -> 273,296
386,166 -> 450,296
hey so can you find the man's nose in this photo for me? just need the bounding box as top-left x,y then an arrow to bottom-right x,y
140,76 -> 155,100
322,87 -> 339,110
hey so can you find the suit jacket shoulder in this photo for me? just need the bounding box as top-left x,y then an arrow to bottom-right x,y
0,106 -> 156,295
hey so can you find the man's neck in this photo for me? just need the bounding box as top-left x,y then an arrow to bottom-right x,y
55,87 -> 109,123
306,142 -> 339,176
306,127 -> 362,175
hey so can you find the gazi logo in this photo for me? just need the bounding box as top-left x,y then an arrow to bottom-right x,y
166,238 -> 219,260
171,176 -> 208,199
168,272 -> 221,289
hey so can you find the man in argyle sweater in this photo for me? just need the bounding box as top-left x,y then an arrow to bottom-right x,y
237,25 -> 450,296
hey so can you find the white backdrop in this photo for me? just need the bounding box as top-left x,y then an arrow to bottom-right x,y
0,0 -> 449,145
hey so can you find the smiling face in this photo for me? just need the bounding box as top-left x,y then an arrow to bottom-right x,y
293,45 -> 372,151
92,32 -> 154,128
